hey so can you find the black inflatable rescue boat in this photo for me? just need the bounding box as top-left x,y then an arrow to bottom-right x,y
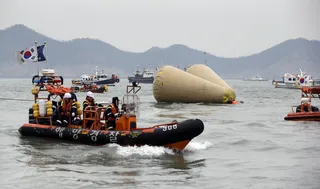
19,74 -> 204,151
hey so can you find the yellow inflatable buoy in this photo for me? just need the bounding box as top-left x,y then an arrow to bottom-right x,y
77,108 -> 82,115
46,101 -> 53,108
75,101 -> 81,108
105,85 -> 108,92
47,108 -> 53,116
153,65 -> 236,103
186,64 -> 232,89
33,110 -> 39,118
31,87 -> 39,95
33,103 -> 39,111
46,101 -> 53,116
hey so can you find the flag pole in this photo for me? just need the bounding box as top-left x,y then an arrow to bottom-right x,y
35,41 -> 39,75
44,41 -> 49,69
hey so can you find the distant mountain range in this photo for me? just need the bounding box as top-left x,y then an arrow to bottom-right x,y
0,24 -> 319,79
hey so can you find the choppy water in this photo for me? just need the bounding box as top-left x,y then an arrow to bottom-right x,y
0,78 -> 319,189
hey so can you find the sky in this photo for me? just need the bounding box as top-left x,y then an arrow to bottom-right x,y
0,0 -> 319,58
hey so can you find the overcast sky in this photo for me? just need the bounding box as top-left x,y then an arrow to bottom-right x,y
0,0 -> 319,57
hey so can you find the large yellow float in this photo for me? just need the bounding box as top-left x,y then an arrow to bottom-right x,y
153,64 -> 236,103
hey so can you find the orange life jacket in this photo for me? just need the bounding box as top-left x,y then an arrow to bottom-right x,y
107,103 -> 118,121
61,99 -> 73,116
301,102 -> 312,112
84,99 -> 94,106
83,99 -> 95,118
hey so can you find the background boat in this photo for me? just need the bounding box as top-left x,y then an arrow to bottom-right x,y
128,66 -> 154,84
272,69 -> 320,89
70,83 -> 108,93
72,66 -> 120,86
244,74 -> 268,81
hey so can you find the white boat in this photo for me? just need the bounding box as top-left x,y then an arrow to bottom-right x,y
244,74 -> 268,81
272,69 -> 320,89
72,66 -> 120,86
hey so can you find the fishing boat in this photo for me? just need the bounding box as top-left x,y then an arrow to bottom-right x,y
71,79 -> 82,85
272,69 -> 320,89
19,72 -> 204,151
284,86 -> 320,121
70,83 -> 108,93
128,66 -> 154,84
244,74 -> 268,81
72,66 -> 120,86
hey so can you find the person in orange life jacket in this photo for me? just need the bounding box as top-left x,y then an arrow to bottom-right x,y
83,91 -> 95,113
104,97 -> 120,130
82,91 -> 103,128
57,92 -> 79,126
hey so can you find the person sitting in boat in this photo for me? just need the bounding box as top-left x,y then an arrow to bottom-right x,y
296,104 -> 319,112
58,93 -> 79,126
295,97 -> 319,112
104,97 -> 121,130
82,91 -> 103,128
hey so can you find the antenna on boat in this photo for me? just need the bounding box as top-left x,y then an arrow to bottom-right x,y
299,69 -> 305,77
95,65 -> 98,77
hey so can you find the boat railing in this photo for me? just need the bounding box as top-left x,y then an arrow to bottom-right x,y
83,106 -> 107,130
291,105 -> 299,113
127,84 -> 141,94
32,75 -> 64,85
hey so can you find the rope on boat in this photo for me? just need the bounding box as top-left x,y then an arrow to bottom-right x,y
0,97 -> 33,102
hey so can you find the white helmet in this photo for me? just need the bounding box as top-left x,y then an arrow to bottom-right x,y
301,97 -> 310,103
86,91 -> 94,98
63,93 -> 72,99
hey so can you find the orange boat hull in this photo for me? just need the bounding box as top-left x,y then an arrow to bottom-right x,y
284,112 -> 320,121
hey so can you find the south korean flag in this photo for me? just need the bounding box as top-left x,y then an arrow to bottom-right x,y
17,45 -> 38,64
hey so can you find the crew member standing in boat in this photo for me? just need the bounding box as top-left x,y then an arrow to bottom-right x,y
104,97 -> 120,130
83,91 -> 96,112
58,93 -> 79,126
82,91 -> 103,128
